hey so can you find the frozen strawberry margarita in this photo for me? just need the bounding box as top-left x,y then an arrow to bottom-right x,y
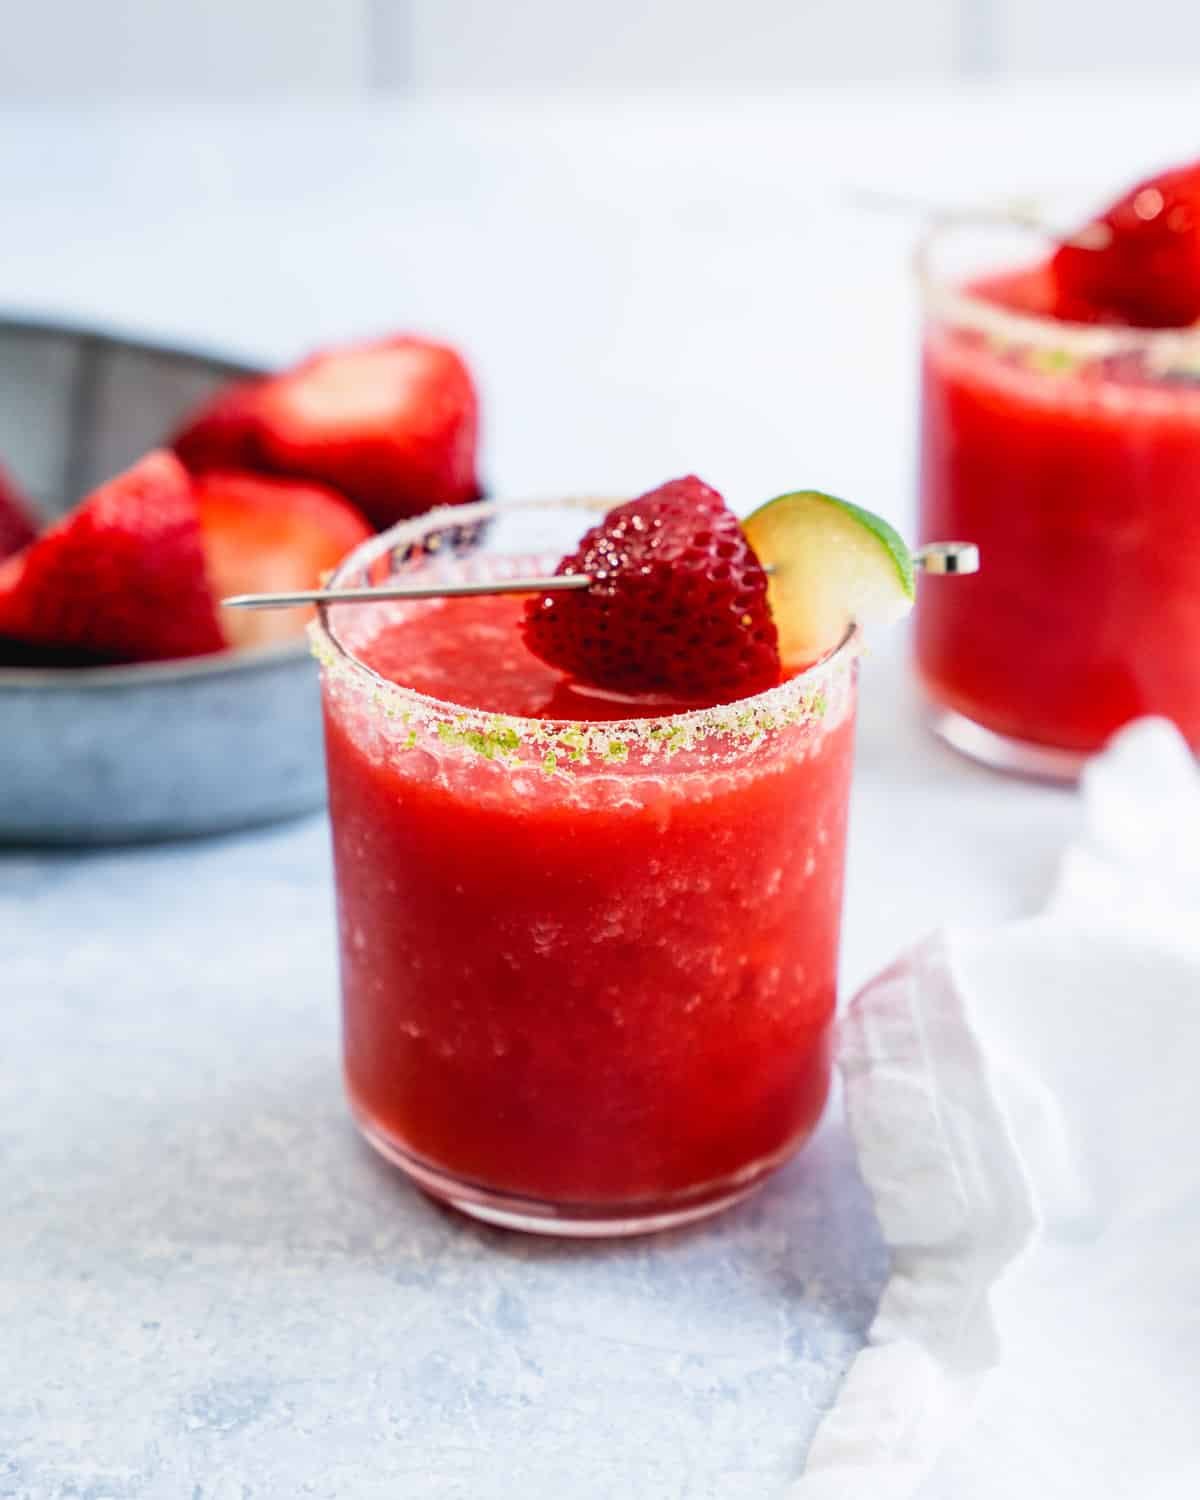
917,160 -> 1200,770
312,480 -> 907,1234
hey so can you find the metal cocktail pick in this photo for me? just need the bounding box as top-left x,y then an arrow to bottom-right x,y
221,542 -> 979,611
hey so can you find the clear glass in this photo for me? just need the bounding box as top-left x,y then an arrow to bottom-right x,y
312,497 -> 859,1236
915,216 -> 1200,781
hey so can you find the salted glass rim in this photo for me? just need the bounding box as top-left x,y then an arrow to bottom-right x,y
310,495 -> 857,751
916,217 -> 1200,364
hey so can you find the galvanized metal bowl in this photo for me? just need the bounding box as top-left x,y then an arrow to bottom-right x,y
0,314 -> 327,844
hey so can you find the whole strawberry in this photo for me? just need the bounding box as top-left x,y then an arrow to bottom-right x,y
1053,159 -> 1200,328
523,476 -> 781,700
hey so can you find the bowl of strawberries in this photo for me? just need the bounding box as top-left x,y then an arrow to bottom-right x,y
0,315 -> 481,843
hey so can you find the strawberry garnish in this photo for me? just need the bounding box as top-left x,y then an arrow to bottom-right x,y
1053,160 -> 1200,328
970,263 -> 1120,326
195,471 -> 371,649
0,462 -> 37,560
0,450 -> 225,663
523,476 -> 781,700
173,335 -> 480,530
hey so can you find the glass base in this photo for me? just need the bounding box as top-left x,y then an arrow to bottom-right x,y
353,1108 -> 800,1238
925,703 -> 1087,784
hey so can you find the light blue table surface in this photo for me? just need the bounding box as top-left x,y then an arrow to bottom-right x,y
4,631 -> 1081,1498
4,815 -> 886,1500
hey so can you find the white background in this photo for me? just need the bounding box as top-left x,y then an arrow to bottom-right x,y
2,0 -> 1200,97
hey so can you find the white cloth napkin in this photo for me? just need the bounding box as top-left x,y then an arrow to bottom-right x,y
795,718 -> 1200,1500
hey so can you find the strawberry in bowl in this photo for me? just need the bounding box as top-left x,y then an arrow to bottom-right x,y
0,452 -> 371,665
174,334 -> 481,531
0,316 -> 383,842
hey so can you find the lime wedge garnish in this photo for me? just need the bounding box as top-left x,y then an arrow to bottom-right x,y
742,490 -> 915,666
